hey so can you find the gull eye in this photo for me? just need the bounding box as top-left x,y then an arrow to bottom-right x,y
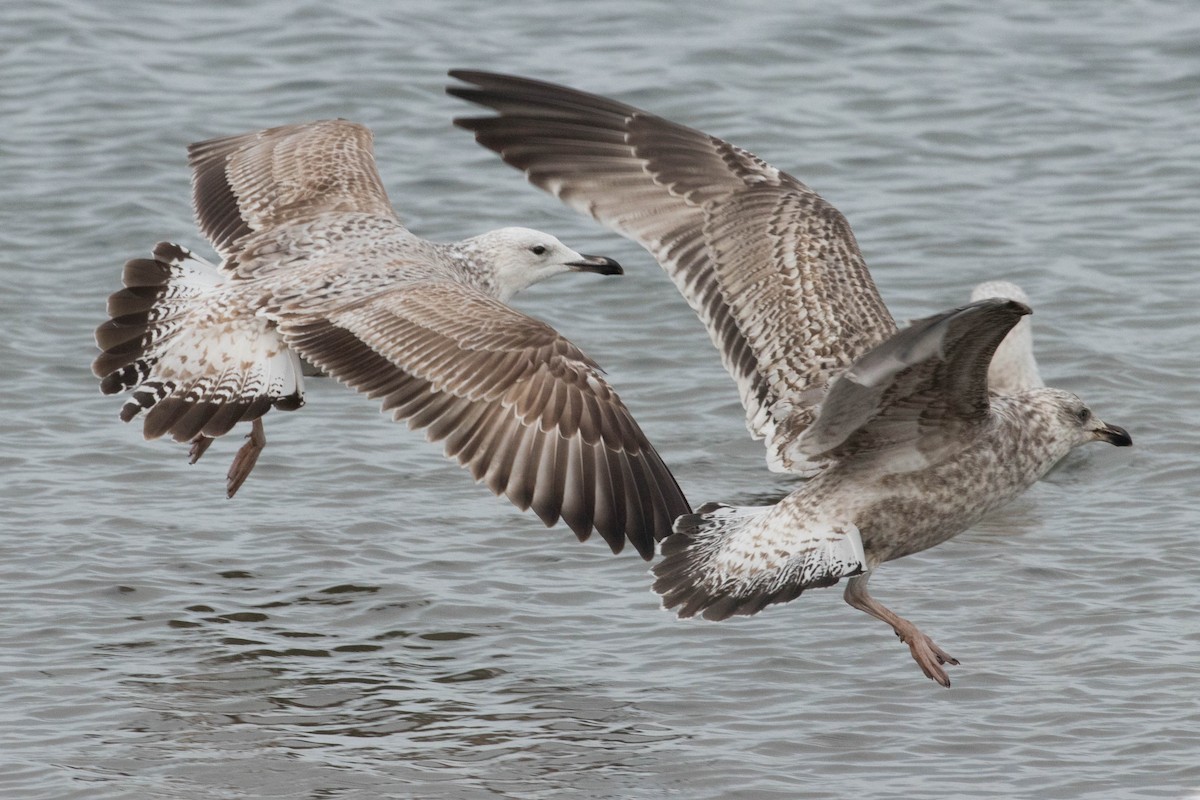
1076,407 -> 1092,423
530,245 -> 547,256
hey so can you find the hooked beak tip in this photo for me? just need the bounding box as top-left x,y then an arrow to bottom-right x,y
567,254 -> 623,276
1099,423 -> 1132,447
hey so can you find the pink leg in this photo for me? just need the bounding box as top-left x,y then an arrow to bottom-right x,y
844,573 -> 959,687
225,418 -> 265,499
188,435 -> 214,464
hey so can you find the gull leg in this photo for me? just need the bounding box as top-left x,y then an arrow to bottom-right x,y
844,573 -> 959,687
189,435 -> 214,464
226,418 -> 265,499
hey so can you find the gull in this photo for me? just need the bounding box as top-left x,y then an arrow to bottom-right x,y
93,119 -> 690,558
449,71 -> 1132,685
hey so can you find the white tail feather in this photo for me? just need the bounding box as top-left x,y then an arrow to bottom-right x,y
95,242 -> 304,444
653,502 -> 865,620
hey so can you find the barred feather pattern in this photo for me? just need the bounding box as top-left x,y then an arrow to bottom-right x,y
273,281 -> 690,558
91,117 -> 690,548
92,242 -> 304,443
653,502 -> 866,621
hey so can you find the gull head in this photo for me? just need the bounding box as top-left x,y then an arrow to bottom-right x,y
1026,388 -> 1133,453
1057,391 -> 1132,448
468,227 -> 622,302
995,388 -> 1131,482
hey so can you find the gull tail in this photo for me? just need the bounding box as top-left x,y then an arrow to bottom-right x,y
652,502 -> 866,621
92,242 -> 304,451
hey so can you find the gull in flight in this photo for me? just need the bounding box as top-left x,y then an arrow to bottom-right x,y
449,71 -> 1131,685
93,119 -> 690,558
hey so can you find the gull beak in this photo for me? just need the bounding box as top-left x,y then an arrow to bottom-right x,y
566,254 -> 623,276
1096,422 -> 1132,447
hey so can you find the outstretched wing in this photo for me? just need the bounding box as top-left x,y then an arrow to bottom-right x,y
187,119 -> 400,260
794,298 -> 1031,469
449,70 -> 897,474
277,280 -> 691,559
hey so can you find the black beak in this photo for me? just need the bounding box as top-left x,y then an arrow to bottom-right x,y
1098,423 -> 1132,447
566,254 -> 623,276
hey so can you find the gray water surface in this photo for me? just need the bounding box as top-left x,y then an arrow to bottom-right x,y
3,1 -> 1198,798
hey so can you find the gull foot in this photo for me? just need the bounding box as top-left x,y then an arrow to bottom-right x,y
897,628 -> 959,687
189,435 -> 214,465
226,419 -> 265,499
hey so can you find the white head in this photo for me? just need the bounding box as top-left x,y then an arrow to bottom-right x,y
463,227 -> 622,302
972,281 -> 1044,394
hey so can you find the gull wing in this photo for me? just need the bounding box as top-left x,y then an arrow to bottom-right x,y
794,298 -> 1031,469
971,281 -> 1044,394
187,119 -> 400,260
277,280 -> 691,558
449,70 -> 897,473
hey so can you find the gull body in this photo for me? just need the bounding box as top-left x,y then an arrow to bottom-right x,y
94,119 -> 689,557
450,71 -> 1131,685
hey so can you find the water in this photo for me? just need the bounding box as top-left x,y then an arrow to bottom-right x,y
3,1 -> 1198,797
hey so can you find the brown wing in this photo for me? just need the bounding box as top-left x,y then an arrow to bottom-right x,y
187,119 -> 399,258
277,281 -> 690,558
448,70 -> 898,473
796,298 -> 1031,467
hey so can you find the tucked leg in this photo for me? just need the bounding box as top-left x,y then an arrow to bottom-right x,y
226,418 -> 266,499
844,573 -> 959,687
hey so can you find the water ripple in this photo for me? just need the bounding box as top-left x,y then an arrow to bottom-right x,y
3,0 -> 1198,797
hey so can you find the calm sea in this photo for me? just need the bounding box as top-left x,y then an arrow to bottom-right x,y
2,1 -> 1197,797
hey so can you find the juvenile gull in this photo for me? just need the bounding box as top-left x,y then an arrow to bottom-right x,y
93,119 -> 690,558
449,71 -> 1132,685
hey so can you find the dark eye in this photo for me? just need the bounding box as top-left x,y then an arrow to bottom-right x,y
1076,407 -> 1092,423
530,245 -> 547,256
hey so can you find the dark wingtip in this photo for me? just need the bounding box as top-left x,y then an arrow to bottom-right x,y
970,296 -> 1031,318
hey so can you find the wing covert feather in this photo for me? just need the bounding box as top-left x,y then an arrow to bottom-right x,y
278,282 -> 690,557
449,70 -> 897,471
188,119 -> 398,258
795,298 -> 1031,466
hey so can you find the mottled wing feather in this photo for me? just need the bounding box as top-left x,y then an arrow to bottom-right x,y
187,119 -> 399,259
277,281 -> 690,558
796,298 -> 1031,466
652,503 -> 866,620
449,70 -> 897,472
